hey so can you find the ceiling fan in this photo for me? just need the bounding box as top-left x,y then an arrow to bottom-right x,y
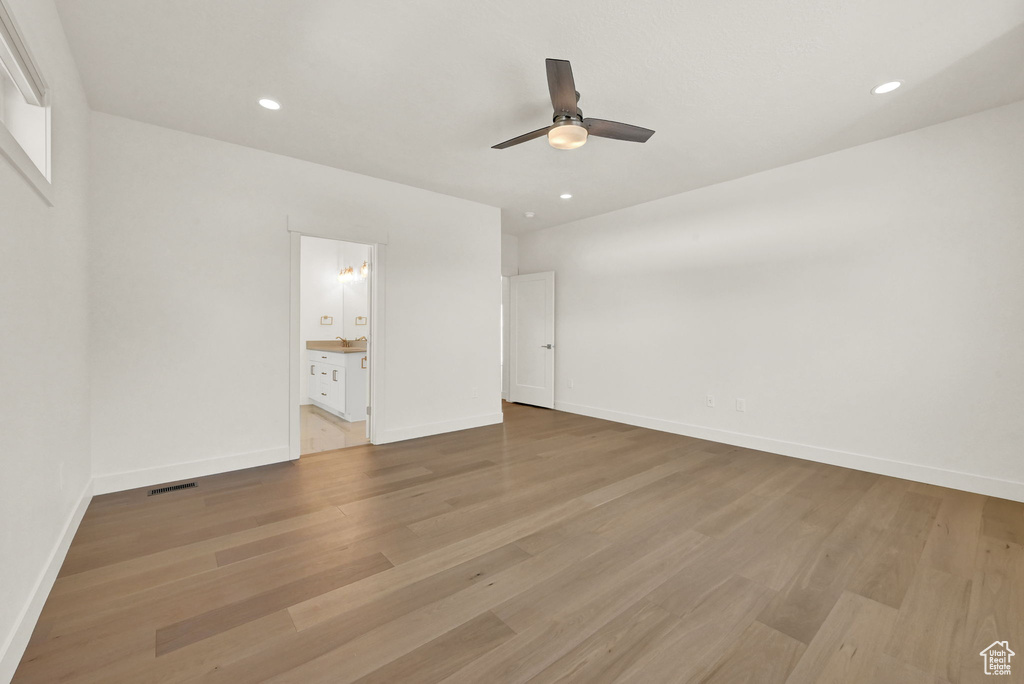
492,58 -> 655,151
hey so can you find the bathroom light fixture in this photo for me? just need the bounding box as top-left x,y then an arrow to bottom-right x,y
258,98 -> 281,110
360,261 -> 369,278
338,266 -> 355,283
559,193 -> 572,200
871,81 -> 902,95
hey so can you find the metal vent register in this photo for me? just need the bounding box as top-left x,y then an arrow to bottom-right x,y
148,482 -> 197,496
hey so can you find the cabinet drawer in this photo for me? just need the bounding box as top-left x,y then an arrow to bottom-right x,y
308,350 -> 342,364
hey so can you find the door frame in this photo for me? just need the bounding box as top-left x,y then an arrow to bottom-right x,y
288,230 -> 386,459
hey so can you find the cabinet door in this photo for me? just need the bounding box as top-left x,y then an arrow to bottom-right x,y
345,354 -> 368,422
329,365 -> 346,413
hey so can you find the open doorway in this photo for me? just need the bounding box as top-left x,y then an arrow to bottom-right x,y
299,236 -> 371,455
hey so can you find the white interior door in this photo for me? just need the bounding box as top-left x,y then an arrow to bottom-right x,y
509,271 -> 555,408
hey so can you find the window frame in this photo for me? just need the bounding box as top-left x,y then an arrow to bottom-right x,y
0,0 -> 53,205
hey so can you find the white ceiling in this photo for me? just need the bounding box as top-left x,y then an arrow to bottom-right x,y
55,0 -> 1024,234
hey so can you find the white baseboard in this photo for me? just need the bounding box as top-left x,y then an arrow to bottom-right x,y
555,401 -> 1024,503
92,446 -> 291,495
377,412 -> 503,445
0,479 -> 92,683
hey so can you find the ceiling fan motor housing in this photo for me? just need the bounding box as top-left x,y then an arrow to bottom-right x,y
551,114 -> 583,126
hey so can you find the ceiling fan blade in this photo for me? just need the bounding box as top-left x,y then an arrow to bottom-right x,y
546,58 -> 578,116
492,126 -> 551,150
583,118 -> 655,143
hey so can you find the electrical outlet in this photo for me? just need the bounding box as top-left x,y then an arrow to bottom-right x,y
568,378 -> 574,389
705,395 -> 715,408
472,386 -> 479,398
736,398 -> 746,412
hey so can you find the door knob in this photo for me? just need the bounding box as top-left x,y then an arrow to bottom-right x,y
541,344 -> 553,349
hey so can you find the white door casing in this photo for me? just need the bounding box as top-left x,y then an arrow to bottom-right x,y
509,271 -> 555,408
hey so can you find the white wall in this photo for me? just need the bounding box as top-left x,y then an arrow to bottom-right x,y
519,100 -> 1024,501
501,233 -> 519,277
88,112 -> 501,492
500,234 -> 519,399
0,0 -> 93,680
340,243 -> 370,340
299,236 -> 369,403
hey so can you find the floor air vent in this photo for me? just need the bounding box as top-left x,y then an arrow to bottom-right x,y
148,482 -> 197,496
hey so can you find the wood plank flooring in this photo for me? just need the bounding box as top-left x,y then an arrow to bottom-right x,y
14,402 -> 1024,683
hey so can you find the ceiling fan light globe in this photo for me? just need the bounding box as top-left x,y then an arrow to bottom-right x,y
547,122 -> 588,150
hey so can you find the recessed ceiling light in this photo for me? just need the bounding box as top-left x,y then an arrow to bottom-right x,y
258,98 -> 281,110
559,193 -> 572,200
871,81 -> 902,95
524,211 -> 536,218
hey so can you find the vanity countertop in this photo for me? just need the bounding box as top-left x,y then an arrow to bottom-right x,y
306,341 -> 367,354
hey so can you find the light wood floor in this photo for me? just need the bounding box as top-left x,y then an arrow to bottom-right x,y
301,404 -> 369,455
15,402 -> 1024,683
